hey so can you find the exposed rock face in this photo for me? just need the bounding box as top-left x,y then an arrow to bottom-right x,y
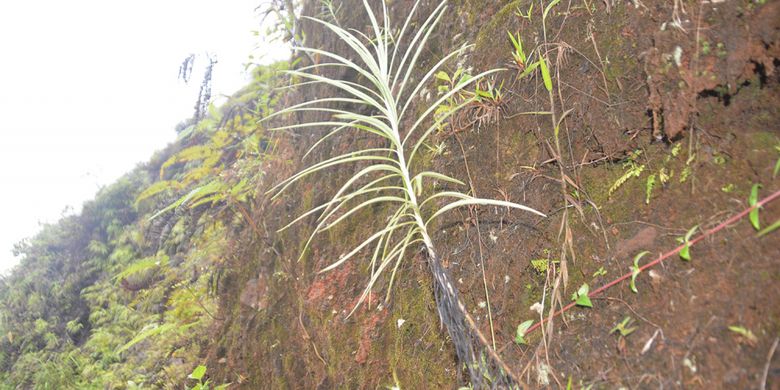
615,226 -> 658,260
239,275 -> 269,311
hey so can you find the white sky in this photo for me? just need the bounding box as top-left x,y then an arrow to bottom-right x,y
0,0 -> 289,273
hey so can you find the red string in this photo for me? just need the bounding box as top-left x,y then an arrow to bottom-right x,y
525,189 -> 780,336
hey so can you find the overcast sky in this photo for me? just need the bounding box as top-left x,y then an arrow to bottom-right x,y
0,0 -> 288,273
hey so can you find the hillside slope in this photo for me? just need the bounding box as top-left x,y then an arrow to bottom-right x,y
2,0 -> 779,389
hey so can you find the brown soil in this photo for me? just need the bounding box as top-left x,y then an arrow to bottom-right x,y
205,0 -> 780,388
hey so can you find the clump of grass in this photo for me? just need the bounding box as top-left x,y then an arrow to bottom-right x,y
265,0 -> 544,386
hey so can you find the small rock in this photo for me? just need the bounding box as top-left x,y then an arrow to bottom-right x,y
397,319 -> 406,329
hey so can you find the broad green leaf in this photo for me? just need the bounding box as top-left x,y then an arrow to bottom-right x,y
573,283 -> 592,308
539,57 -> 553,92
515,320 -> 534,345
679,244 -> 691,261
189,365 -> 207,381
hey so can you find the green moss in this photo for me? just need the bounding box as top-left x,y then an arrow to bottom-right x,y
749,131 -> 779,150
473,1 -> 523,56
386,272 -> 457,387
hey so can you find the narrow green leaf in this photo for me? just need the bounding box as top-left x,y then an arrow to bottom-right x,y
320,196 -> 408,231
319,222 -> 416,273
757,219 -> 780,237
539,57 -> 553,92
543,0 -> 561,20
630,251 -> 649,293
411,171 -> 466,187
749,184 -> 761,231
427,198 -> 546,226
684,225 -> 699,242
728,325 -> 757,343
518,60 -> 540,80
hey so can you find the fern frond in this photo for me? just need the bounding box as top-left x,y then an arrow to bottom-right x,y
609,164 -> 645,198
135,180 -> 182,207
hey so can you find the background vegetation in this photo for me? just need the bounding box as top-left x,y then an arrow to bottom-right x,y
1,0 -> 779,388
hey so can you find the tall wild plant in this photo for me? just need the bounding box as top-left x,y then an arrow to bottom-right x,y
266,0 -> 544,386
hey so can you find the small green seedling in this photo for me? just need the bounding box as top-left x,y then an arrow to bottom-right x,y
773,144 -> 779,178
630,251 -> 650,293
593,267 -> 607,277
728,325 -> 757,344
424,141 -> 447,156
530,259 -> 549,274
515,319 -> 534,345
515,2 -> 533,20
187,365 -> 229,390
474,79 -> 503,103
611,316 -> 637,337
749,184 -> 761,231
572,283 -> 592,308
677,225 -> 699,261
507,31 -> 527,68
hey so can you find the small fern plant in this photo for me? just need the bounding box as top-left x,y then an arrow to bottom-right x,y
266,0 -> 545,313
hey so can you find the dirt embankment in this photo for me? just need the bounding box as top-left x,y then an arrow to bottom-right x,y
206,0 -> 780,388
